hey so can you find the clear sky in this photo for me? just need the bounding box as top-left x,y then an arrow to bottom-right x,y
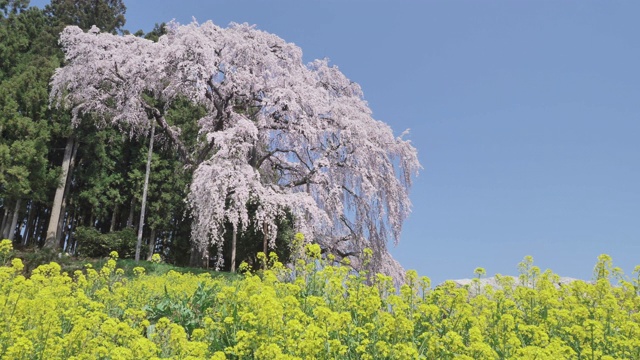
30,0 -> 640,284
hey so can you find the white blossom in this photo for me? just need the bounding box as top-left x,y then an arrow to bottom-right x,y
50,21 -> 421,280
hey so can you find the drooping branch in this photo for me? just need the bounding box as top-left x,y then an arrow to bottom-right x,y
141,100 -> 191,165
50,21 -> 421,282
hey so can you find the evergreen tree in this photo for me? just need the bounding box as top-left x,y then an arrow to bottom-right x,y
0,6 -> 59,241
43,0 -> 127,249
44,0 -> 125,34
0,0 -> 29,18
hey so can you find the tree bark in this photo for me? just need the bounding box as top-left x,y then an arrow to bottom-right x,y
231,226 -> 237,272
56,139 -> 78,247
30,213 -> 40,247
7,199 -> 21,241
109,204 -> 118,232
189,243 -> 208,268
1,207 -> 8,237
44,136 -> 75,249
58,211 -> 70,250
146,228 -> 156,260
66,206 -> 77,254
23,200 -> 35,246
135,120 -> 155,261
37,207 -> 49,246
262,223 -> 268,257
162,230 -> 168,256
126,198 -> 134,228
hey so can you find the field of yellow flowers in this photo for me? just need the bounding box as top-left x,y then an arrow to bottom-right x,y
1,237 -> 640,359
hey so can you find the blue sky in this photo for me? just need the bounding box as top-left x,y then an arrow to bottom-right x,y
31,0 -> 640,284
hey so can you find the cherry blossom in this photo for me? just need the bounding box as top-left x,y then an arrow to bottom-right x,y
51,21 -> 421,279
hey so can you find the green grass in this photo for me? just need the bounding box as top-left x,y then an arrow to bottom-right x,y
115,258 -> 240,280
14,248 -> 240,281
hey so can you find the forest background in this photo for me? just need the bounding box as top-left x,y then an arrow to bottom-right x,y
0,0 -> 269,271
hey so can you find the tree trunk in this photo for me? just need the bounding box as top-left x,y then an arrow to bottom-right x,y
44,136 -> 75,249
231,226 -> 237,272
56,139 -> 78,246
109,204 -> 118,232
25,205 -> 37,246
37,207 -> 49,246
58,211 -> 71,250
1,207 -> 8,237
66,206 -> 77,254
126,198 -> 135,228
146,228 -> 156,260
34,208 -> 44,246
189,244 -> 208,268
162,230 -> 168,256
23,200 -> 35,246
262,223 -> 268,257
8,199 -> 21,241
135,120 -> 155,262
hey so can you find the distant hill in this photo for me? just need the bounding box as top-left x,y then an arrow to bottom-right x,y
444,275 -> 585,296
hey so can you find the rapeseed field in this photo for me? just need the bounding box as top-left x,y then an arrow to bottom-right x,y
1,238 -> 639,359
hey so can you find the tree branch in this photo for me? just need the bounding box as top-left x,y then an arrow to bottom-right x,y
141,100 -> 191,165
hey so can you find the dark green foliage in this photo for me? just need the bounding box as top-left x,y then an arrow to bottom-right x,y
142,97 -> 203,257
74,226 -> 136,258
143,22 -> 165,42
44,0 -> 126,34
0,6 -> 58,79
0,6 -> 59,245
162,212 -> 193,266
0,0 -> 29,18
70,125 -> 127,229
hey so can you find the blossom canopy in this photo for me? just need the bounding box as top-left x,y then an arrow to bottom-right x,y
50,20 -> 421,278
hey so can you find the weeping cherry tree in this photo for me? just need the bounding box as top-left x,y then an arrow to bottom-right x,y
50,21 -> 420,280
